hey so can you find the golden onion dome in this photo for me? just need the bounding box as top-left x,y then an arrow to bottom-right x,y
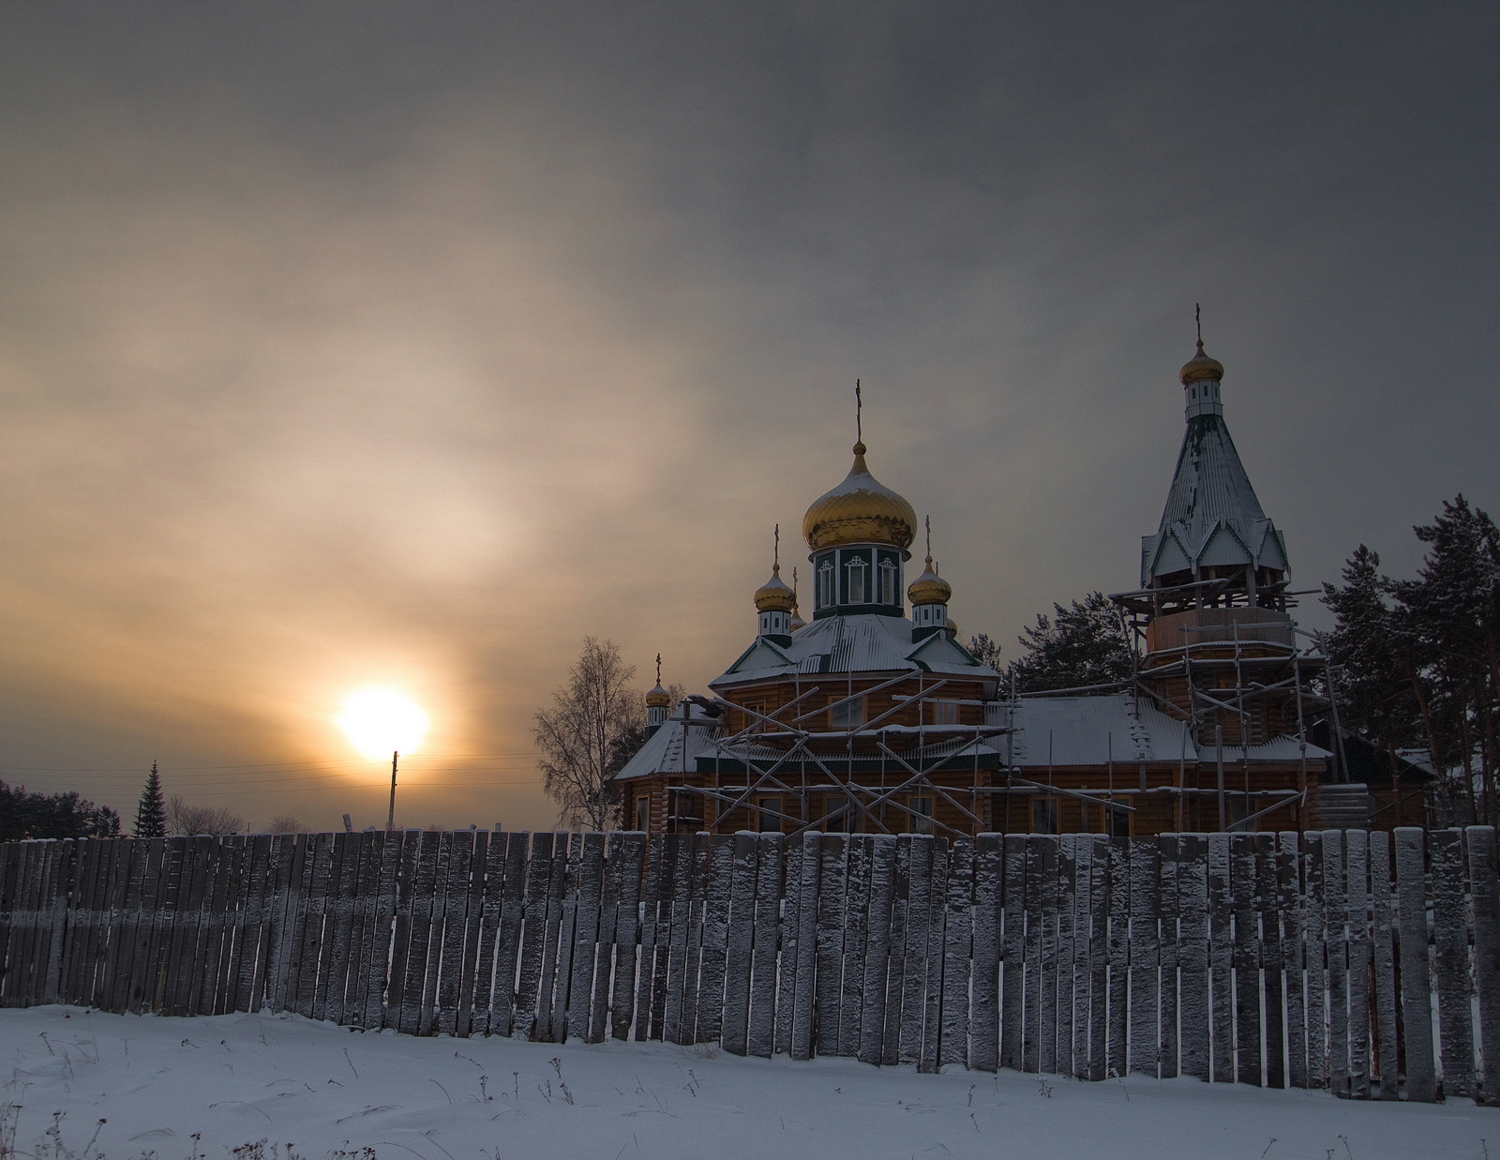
907,556 -> 952,607
645,684 -> 672,709
943,617 -> 959,640
789,607 -> 807,632
754,564 -> 797,613
1179,339 -> 1225,386
802,442 -> 917,554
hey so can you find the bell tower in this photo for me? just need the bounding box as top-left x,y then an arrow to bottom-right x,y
1119,321 -> 1303,748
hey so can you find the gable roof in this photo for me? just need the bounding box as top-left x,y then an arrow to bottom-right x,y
613,701 -> 721,781
709,613 -> 1000,689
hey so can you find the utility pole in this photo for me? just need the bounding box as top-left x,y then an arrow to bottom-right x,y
386,750 -> 399,831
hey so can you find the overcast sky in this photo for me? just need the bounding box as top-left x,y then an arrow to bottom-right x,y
1,2 -> 1495,831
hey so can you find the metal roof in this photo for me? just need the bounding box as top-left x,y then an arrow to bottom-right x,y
1141,411 -> 1289,585
710,612 -> 1000,689
613,701 -> 721,781
992,693 -> 1331,768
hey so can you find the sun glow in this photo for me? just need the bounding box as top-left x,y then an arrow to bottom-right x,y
337,688 -> 431,758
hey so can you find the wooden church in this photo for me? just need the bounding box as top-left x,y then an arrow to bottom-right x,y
614,339 -> 1428,836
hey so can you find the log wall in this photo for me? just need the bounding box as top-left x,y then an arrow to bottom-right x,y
2,827 -> 1498,1102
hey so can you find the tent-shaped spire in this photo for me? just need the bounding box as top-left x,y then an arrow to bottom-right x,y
1140,335 -> 1288,590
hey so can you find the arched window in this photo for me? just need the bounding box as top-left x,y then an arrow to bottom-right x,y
879,558 -> 898,604
845,556 -> 868,604
817,560 -> 835,609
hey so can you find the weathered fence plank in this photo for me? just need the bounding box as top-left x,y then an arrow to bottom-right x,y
1177,833 -> 1209,1083
1468,826 -> 1500,1103
1431,827 -> 1474,1099
1368,830 -> 1399,1101
1394,827 -> 1436,1101
969,833 -> 1001,1073
749,833 -> 783,1058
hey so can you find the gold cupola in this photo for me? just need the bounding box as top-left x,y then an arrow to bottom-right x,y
802,441 -> 917,555
1179,338 -> 1224,386
754,526 -> 796,643
907,557 -> 952,607
908,519 -> 953,643
645,685 -> 672,709
754,564 -> 796,613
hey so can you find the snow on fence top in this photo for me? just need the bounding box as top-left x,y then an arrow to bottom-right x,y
1,828 -> 1497,1104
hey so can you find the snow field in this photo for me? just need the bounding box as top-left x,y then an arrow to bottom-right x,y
0,1006 -> 1491,1160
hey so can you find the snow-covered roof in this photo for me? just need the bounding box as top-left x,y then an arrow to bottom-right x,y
613,701 -> 722,781
991,693 -> 1332,768
1141,410 -> 1288,585
710,613 -> 1000,689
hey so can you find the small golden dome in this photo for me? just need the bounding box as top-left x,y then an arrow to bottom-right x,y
907,556 -> 952,607
789,608 -> 807,632
645,684 -> 671,709
754,564 -> 797,613
943,618 -> 959,640
802,442 -> 917,554
1179,339 -> 1225,386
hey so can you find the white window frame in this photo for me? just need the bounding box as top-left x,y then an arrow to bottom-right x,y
845,555 -> 868,604
818,560 -> 835,609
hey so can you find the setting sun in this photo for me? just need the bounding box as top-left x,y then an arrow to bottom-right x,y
337,688 -> 431,758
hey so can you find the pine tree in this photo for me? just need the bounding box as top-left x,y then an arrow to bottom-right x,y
1322,545 -> 1424,788
1005,591 -> 1136,695
135,763 -> 167,838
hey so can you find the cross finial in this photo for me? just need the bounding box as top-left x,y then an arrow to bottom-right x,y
925,515 -> 933,565
791,566 -> 798,597
1195,302 -> 1202,349
773,523 -> 780,572
655,653 -> 662,685
855,379 -> 862,444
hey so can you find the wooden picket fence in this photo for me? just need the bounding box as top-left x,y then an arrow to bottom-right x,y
2,827 -> 1499,1103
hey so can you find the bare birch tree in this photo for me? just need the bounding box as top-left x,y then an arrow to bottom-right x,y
533,637 -> 639,830
166,795 -> 244,835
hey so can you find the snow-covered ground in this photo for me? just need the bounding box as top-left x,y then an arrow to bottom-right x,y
0,1006 -> 1491,1159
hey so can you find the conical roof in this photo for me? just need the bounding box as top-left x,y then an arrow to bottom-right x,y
1141,343 -> 1288,585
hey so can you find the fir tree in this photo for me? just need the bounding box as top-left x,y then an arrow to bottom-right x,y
0,781 -> 120,840
1005,591 -> 1136,695
135,762 -> 167,839
1324,496 -> 1500,825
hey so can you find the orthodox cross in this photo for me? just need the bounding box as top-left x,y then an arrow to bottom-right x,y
1195,302 -> 1202,344
773,523 -> 780,570
855,378 -> 862,443
655,653 -> 662,685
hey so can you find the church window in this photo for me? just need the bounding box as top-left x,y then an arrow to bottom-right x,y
817,560 -> 835,609
830,695 -> 865,728
931,699 -> 960,725
879,558 -> 898,604
1032,798 -> 1058,835
636,795 -> 651,833
823,795 -> 857,832
757,797 -> 782,832
1105,801 -> 1130,837
909,796 -> 934,834
845,555 -> 868,603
